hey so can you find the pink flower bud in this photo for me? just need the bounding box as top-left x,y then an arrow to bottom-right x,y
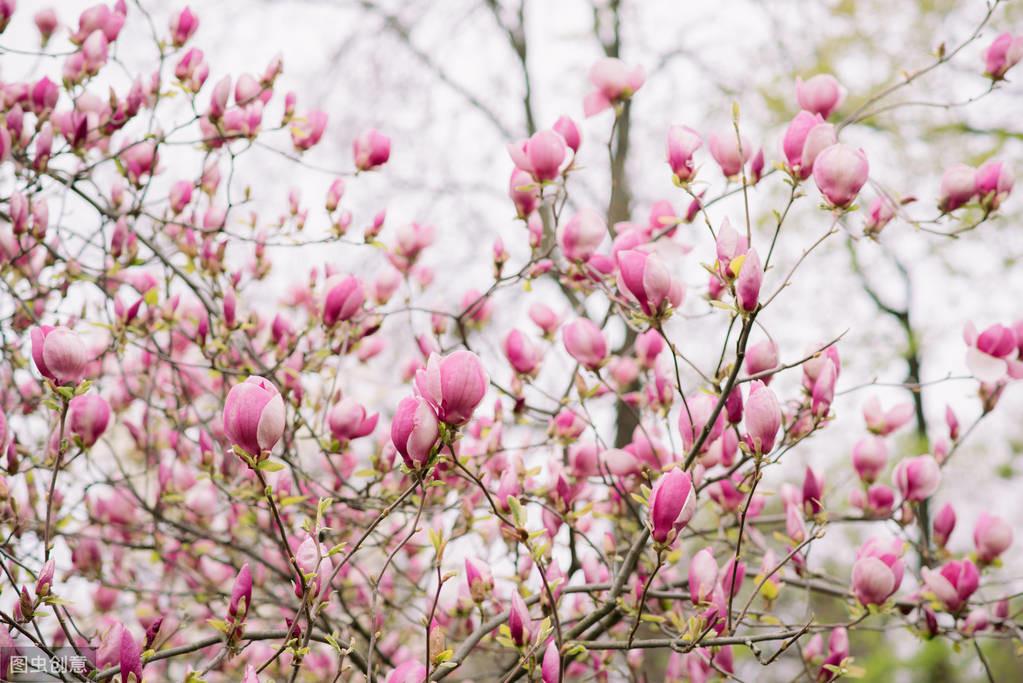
862,396 -> 914,436
508,129 -> 566,182
35,559 -> 55,597
616,249 -> 679,316
209,76 -> 231,120
795,74 -> 845,119
744,339 -> 778,382
353,128 -> 391,171
119,626 -> 143,683
583,57 -> 645,117
782,111 -> 822,175
35,9 -> 58,44
803,467 -> 824,515
666,125 -> 702,183
228,563 -> 252,623
503,329 -> 543,377
634,329 -> 664,369
744,380 -> 780,454
851,435 -> 887,483
863,196 -> 896,236
946,405 -> 960,441
721,558 -> 745,598
414,350 -> 488,426
31,325 -> 88,384
648,469 -> 696,544
678,394 -> 724,454
541,640 -> 560,683
508,592 -> 532,647
799,122 -> 838,178
688,548 -> 718,604
508,168 -> 539,219
851,556 -> 896,606
708,131 -> 751,177
529,303 -> 561,336
812,144 -> 869,208
973,512 -> 1013,564
222,377 -> 286,456
169,6 -> 199,46
984,32 -> 1023,81
974,159 -> 1014,211
328,398 -> 378,442
562,318 -> 608,371
553,115 -> 581,152
30,76 -> 58,114
933,502 -> 956,548
68,394 -> 111,448
938,163 -> 977,213
391,395 -> 440,468
892,455 -> 941,502
735,248 -> 763,312
557,208 -> 606,262
322,275 -> 365,326
464,557 -> 493,603
810,359 -> 837,417
922,559 -> 979,612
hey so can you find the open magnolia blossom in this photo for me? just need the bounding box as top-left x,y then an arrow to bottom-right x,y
0,2 -> 1021,682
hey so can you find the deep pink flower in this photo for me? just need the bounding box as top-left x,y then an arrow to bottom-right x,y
390,395 -> 440,468
414,350 -> 488,426
222,377 -> 286,456
795,74 -> 845,119
31,325 -> 88,385
68,394 -> 111,447
648,468 -> 696,544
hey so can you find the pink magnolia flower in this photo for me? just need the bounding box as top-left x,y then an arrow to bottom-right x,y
922,559 -> 979,612
35,9 -> 58,44
974,159 -> 1014,211
503,329 -> 543,377
119,626 -> 143,683
508,591 -> 532,646
353,128 -> 391,171
781,111 -> 823,177
851,435 -> 888,483
507,129 -> 566,182
583,57 -> 645,117
414,350 -> 488,426
31,326 -> 88,385
553,115 -> 581,152
465,556 -> 494,603
648,468 -> 696,544
291,110 -> 328,151
541,640 -> 560,683
744,380 -> 780,454
227,563 -> 252,623
744,339 -> 779,382
933,503 -> 956,548
120,141 -> 157,185
863,196 -> 896,236
983,32 -> 1023,80
666,125 -> 703,183
708,131 -> 751,177
974,512 -> 1013,564
892,455 -> 941,502
528,303 -> 561,336
734,248 -> 763,312
795,74 -> 845,119
812,144 -> 869,208
688,548 -> 719,604
322,275 -> 365,326
851,537 -> 904,606
862,396 -> 914,436
938,164 -> 977,212
390,395 -> 440,468
508,168 -> 539,219
562,318 -> 608,371
963,321 -> 1022,383
68,394 -> 111,447
616,249 -> 681,316
557,208 -> 606,262
169,6 -> 199,46
328,398 -> 379,442
222,377 -> 286,456
810,359 -> 837,417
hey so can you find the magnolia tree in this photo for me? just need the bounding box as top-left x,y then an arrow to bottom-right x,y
0,1 -> 1022,682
